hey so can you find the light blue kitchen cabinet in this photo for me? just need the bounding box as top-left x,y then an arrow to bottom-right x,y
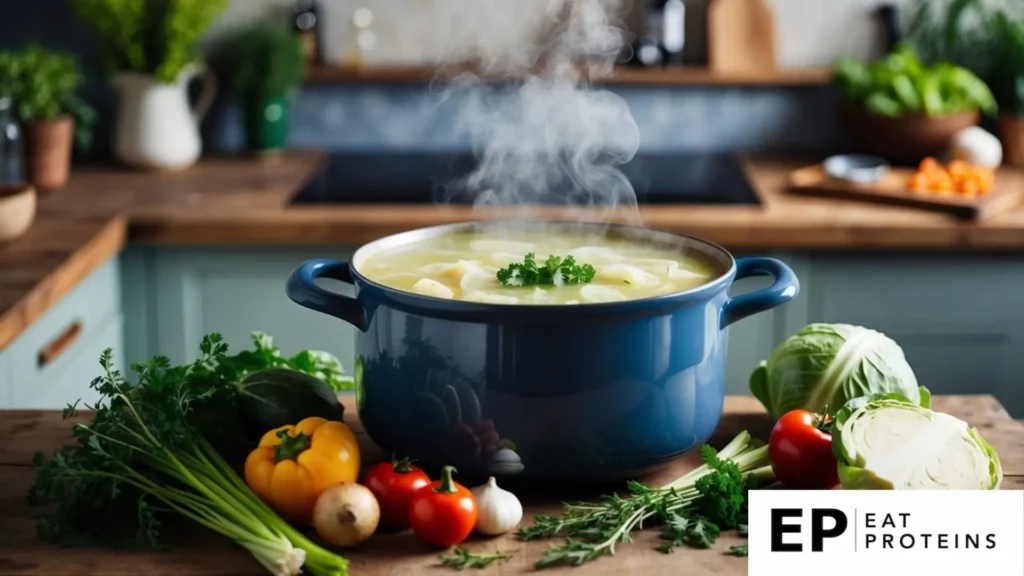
806,253 -> 1024,417
124,246 -> 360,374
0,353 -> 9,407
123,246 -> 800,396
3,258 -> 124,409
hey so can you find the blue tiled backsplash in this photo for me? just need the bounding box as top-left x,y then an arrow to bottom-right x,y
205,84 -> 846,155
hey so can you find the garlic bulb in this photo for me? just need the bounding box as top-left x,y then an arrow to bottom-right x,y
949,126 -> 1003,168
470,476 -> 523,536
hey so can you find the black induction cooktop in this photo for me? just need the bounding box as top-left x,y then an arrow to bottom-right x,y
290,152 -> 760,206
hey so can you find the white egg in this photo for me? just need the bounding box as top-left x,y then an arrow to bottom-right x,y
410,278 -> 455,299
580,284 -> 628,303
595,264 -> 662,286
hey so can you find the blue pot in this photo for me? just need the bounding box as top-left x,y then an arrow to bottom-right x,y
286,222 -> 798,481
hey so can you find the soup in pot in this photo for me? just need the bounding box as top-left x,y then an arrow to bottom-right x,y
358,230 -> 721,305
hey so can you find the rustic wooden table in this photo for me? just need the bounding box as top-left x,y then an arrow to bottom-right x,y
1,395 -> 1021,575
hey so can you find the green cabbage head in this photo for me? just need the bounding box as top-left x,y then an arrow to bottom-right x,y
832,392 -> 1003,490
750,323 -> 928,420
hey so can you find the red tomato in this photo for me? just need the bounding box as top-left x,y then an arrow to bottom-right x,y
409,465 -> 477,547
362,456 -> 431,528
768,409 -> 841,489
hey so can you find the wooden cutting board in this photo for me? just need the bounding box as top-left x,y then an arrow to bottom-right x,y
2,395 -> 1022,575
708,0 -> 777,74
788,164 -> 1024,220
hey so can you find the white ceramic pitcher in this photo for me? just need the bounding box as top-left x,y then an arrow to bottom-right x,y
112,63 -> 217,171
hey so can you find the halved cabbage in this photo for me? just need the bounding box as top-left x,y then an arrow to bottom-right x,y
832,393 -> 1003,490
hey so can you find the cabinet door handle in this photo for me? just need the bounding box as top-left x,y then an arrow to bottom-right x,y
38,320 -> 83,368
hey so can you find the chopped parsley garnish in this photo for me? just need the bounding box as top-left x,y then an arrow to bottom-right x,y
496,253 -> 596,287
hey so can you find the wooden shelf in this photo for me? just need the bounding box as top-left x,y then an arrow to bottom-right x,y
304,63 -> 834,87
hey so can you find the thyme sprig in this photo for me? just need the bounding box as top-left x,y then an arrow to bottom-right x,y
517,431 -> 773,569
438,547 -> 513,570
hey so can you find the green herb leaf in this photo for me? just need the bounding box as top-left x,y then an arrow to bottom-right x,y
70,0 -> 228,83
657,513 -> 720,553
497,253 -> 596,288
694,445 -> 747,529
439,547 -> 513,570
728,544 -> 749,557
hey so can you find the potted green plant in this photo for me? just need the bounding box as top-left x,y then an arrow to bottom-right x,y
904,0 -> 1024,166
210,21 -> 304,153
0,45 -> 96,192
989,13 -> 1024,166
71,0 -> 227,170
833,43 -> 997,163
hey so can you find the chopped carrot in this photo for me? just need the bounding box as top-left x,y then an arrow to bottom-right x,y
947,160 -> 970,180
908,173 -> 930,191
919,157 -> 939,173
931,171 -> 954,190
905,159 -> 997,197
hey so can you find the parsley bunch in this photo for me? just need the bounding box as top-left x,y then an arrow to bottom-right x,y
29,334 -> 350,576
496,253 -> 596,287
516,431 -> 772,569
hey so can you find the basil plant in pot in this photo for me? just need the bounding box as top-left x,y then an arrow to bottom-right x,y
833,42 -> 996,163
903,0 -> 1024,166
211,22 -> 304,153
0,45 -> 96,192
71,0 -> 227,171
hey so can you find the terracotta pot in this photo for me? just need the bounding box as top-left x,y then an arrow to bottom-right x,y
998,114 -> 1024,168
840,107 -> 981,164
26,114 -> 74,193
0,185 -> 36,244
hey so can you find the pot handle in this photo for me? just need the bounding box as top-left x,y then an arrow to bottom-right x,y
286,259 -> 367,331
721,257 -> 799,328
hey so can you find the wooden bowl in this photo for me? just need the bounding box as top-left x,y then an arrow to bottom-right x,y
840,107 -> 981,164
0,185 -> 36,244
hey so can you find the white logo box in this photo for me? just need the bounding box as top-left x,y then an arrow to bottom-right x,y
749,490 -> 1024,576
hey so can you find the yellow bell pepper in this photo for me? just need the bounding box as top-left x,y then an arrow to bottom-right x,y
244,416 -> 360,524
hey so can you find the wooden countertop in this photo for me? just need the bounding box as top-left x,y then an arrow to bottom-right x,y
30,151 -> 1024,250
3,149 -> 1024,351
2,394 -> 1021,575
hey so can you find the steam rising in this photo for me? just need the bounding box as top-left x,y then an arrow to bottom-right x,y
439,0 -> 640,222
